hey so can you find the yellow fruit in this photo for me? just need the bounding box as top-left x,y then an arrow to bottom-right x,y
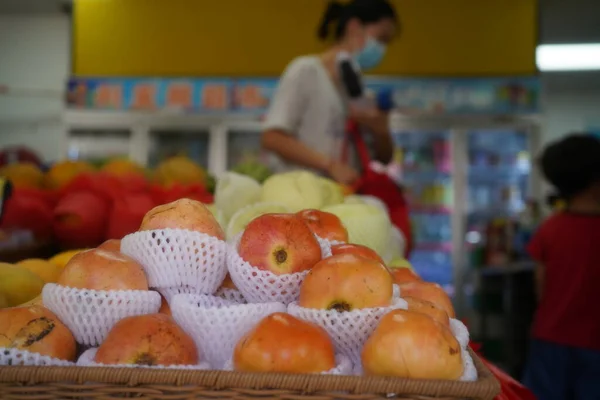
0,263 -> 45,307
102,158 -> 146,177
0,162 -> 44,189
17,259 -> 62,283
0,292 -> 9,308
16,295 -> 43,307
153,155 -> 207,187
389,257 -> 414,270
48,249 -> 87,269
44,160 -> 95,190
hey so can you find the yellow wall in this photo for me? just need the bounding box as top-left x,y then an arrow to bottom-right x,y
73,0 -> 537,77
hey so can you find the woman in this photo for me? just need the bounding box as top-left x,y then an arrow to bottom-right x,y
261,0 -> 399,185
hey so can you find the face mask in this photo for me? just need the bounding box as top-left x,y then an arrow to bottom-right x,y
354,37 -> 386,70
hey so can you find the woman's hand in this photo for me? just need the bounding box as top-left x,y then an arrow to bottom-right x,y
348,105 -> 389,137
327,161 -> 360,185
348,105 -> 394,164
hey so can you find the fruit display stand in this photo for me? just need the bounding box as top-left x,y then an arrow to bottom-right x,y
0,174 -> 502,400
0,352 -> 499,399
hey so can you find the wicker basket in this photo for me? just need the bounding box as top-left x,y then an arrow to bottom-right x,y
0,349 -> 499,400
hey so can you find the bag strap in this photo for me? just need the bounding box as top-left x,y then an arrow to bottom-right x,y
342,120 -> 372,170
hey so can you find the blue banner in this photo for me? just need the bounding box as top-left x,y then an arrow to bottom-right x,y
67,78 -> 233,112
66,76 -> 540,115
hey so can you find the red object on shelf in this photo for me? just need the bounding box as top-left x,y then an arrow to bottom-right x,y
0,146 -> 43,168
468,340 -> 537,400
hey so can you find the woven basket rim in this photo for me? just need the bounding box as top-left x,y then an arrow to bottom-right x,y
0,349 -> 500,400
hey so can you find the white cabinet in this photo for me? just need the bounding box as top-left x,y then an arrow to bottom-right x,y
62,110 -> 263,176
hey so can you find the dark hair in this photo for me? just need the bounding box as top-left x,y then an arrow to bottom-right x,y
317,0 -> 398,41
540,133 -> 600,199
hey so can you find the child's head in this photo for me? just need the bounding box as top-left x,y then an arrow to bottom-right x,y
540,133 -> 600,203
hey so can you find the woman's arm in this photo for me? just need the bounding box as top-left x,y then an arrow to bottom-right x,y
261,130 -> 330,172
262,130 -> 360,184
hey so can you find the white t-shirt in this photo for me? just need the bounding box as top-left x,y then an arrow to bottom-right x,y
263,56 -> 349,174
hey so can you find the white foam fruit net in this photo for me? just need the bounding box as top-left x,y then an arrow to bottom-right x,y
215,287 -> 247,304
157,285 -> 198,304
226,232 -> 331,305
42,284 -> 161,347
0,348 -> 75,367
288,294 -> 407,370
121,229 -> 228,294
77,348 -> 210,370
223,354 -> 353,375
170,294 -> 286,369
449,318 -> 477,382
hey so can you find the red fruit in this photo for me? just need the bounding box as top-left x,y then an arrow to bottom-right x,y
330,243 -> 386,265
239,213 -> 322,275
1,192 -> 53,240
106,193 -> 156,240
296,209 -> 349,243
53,191 -> 110,249
59,172 -> 123,203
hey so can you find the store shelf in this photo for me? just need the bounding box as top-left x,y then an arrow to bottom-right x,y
414,242 -> 453,252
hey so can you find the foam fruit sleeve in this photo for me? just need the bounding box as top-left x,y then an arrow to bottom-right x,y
170,294 -> 286,369
77,348 -> 210,370
226,233 -> 331,305
0,348 -> 75,367
449,318 -> 478,382
287,285 -> 407,373
121,229 -> 228,294
42,283 -> 161,346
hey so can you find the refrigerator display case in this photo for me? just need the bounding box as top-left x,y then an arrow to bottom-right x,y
390,115 -> 542,307
62,110 -> 262,175
148,129 -> 210,168
224,122 -> 267,170
392,130 -> 454,292
67,129 -> 131,164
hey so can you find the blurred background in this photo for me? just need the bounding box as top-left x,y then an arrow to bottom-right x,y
0,0 -> 599,378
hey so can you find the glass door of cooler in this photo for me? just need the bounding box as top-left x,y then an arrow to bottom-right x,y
393,130 -> 454,293
67,129 -> 132,166
464,130 -> 532,268
227,129 -> 269,169
225,122 -> 273,183
148,129 -> 210,169
461,128 -> 536,373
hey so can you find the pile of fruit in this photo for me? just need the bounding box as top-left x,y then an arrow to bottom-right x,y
0,196 -> 476,383
214,170 -> 406,264
230,154 -> 273,183
0,156 -> 213,249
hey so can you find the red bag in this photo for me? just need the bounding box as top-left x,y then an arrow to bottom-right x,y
344,121 -> 413,257
469,342 -> 537,400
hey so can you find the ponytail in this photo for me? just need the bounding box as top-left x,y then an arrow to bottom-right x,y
317,1 -> 345,40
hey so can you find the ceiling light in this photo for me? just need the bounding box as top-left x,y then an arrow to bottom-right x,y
537,43 -> 600,71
